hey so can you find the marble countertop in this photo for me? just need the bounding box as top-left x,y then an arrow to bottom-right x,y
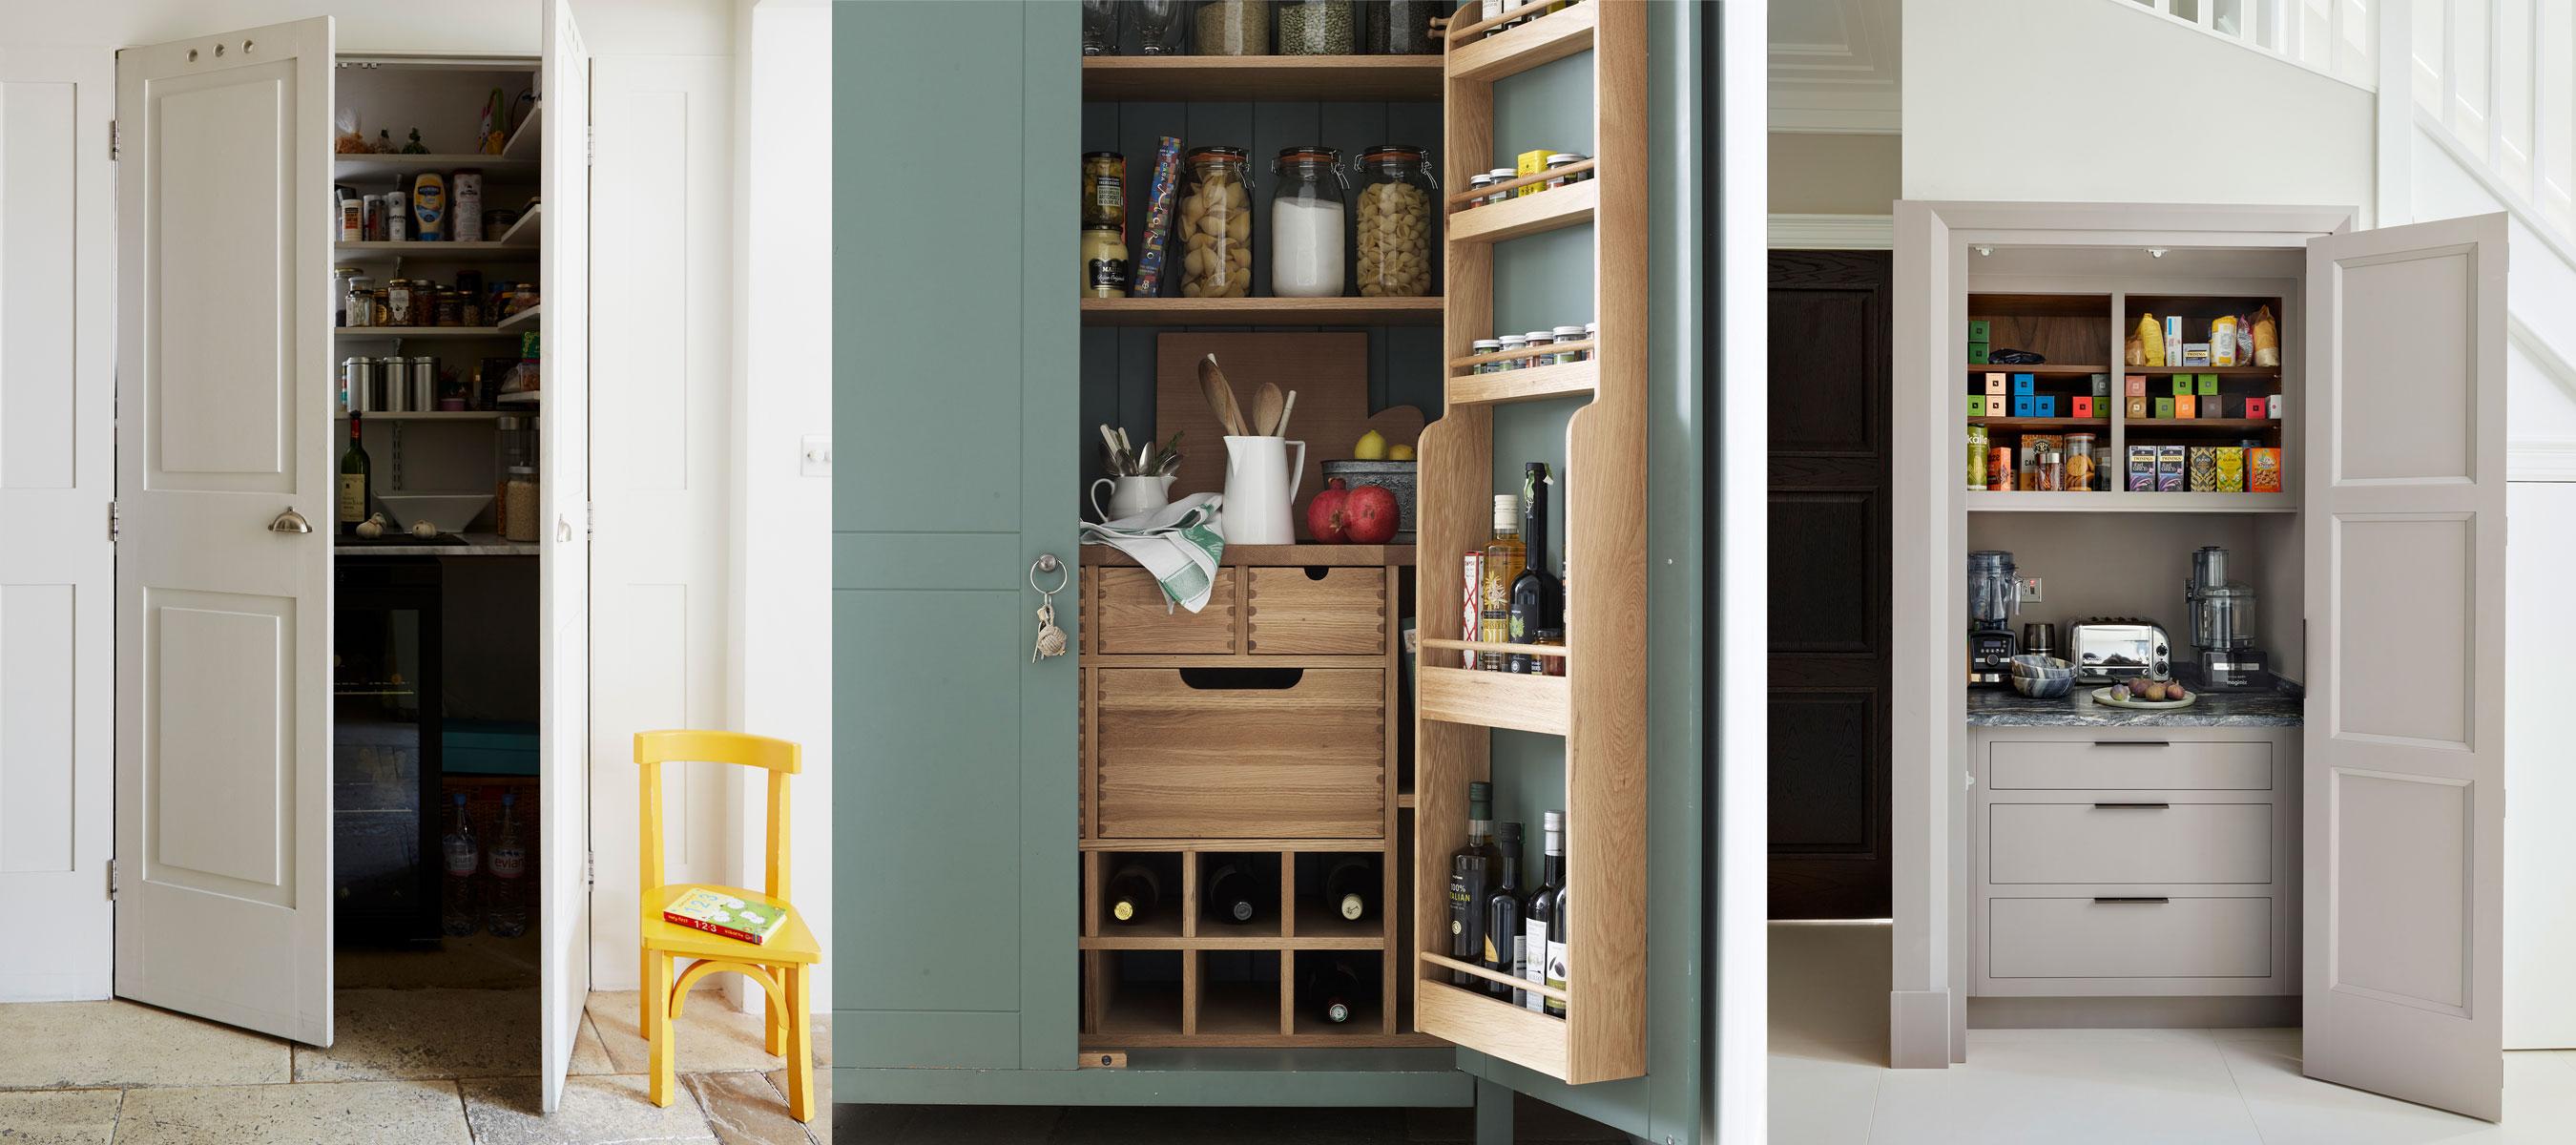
336,532 -> 538,557
1966,679 -> 2303,727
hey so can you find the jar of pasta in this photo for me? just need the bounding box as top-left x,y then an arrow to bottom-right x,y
1354,145 -> 1434,298
1179,147 -> 1253,299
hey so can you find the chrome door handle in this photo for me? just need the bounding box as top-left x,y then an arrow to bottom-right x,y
268,507 -> 314,534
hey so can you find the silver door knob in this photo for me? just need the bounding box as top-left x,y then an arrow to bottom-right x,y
268,507 -> 314,534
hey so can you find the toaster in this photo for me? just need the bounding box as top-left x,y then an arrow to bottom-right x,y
2067,619 -> 2171,682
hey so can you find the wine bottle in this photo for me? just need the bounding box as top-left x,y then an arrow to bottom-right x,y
339,412 -> 370,533
1481,821 -> 1526,1002
1545,820 -> 1569,1020
1204,859 -> 1260,926
1105,862 -> 1162,925
1446,781 -> 1500,985
1320,855 -> 1375,923
1304,957 -> 1367,1025
1524,810 -> 1565,1013
1506,464 -> 1563,673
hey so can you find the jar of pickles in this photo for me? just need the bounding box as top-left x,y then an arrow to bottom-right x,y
1179,147 -> 1253,299
1354,145 -> 1434,298
1082,151 -> 1126,230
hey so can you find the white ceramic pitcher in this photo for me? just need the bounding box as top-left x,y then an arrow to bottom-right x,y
1220,435 -> 1305,544
1090,474 -> 1177,523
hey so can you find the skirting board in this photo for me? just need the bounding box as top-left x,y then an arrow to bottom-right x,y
1889,989 -> 1953,1069
1969,995 -> 2298,1030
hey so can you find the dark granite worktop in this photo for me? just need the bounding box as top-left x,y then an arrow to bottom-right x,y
1965,677 -> 2304,727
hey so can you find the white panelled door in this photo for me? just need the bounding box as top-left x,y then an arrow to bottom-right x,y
112,17 -> 337,1046
2302,213 -> 2509,1120
538,0 -> 594,1114
0,46 -> 115,1003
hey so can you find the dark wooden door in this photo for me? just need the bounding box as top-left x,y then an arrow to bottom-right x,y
1767,250 -> 1893,920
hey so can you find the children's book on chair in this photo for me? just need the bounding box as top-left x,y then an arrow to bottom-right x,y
662,889 -> 786,945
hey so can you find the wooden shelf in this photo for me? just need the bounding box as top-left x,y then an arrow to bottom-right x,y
1081,55 -> 1444,102
1968,416 -> 2108,433
1414,978 -> 1569,1077
1447,179 -> 1596,245
337,325 -> 516,340
2125,418 -> 2280,432
1966,490 -> 2296,513
1416,665 -> 1569,736
1446,360 -> 1597,406
334,154 -> 534,181
1446,0 -> 1596,82
1081,544 -> 1413,568
337,240 -> 537,263
1963,364 -> 2109,376
1079,297 -> 1441,327
2122,364 -> 2282,376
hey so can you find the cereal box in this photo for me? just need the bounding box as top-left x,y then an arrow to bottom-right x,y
2249,447 -> 2282,492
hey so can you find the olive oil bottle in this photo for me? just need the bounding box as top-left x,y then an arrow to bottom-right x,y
1477,497 -> 1523,670
1445,781 -> 1501,985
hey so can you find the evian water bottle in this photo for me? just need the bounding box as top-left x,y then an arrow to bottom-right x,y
441,793 -> 479,937
486,792 -> 529,937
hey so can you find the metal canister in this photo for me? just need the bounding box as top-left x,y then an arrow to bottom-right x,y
375,355 -> 409,411
342,357 -> 378,414
406,356 -> 438,411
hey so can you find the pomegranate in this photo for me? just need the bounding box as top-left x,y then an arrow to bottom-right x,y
1343,484 -> 1401,544
1305,477 -> 1352,542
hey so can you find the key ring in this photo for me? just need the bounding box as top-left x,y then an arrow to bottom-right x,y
1029,553 -> 1069,596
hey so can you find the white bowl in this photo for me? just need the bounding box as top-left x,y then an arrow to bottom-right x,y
374,492 -> 493,535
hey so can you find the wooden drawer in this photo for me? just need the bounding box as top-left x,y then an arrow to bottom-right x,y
1095,567 -> 1238,656
1986,739 -> 2273,790
1987,896 -> 2273,980
1092,667 -> 1384,839
1247,567 -> 1387,655
1986,802 -> 2274,885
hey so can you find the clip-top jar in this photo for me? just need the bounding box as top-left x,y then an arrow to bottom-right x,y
1353,145 -> 1435,298
1082,152 -> 1127,230
1179,147 -> 1253,299
1268,147 -> 1348,299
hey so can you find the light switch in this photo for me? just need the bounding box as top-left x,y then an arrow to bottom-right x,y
2019,576 -> 2043,603
800,434 -> 832,477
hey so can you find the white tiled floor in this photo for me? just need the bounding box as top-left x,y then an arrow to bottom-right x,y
1770,921 -> 2576,1144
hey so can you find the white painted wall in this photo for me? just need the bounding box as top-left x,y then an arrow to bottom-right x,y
1901,0 -> 2377,220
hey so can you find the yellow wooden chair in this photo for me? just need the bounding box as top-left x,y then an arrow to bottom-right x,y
634,730 -> 820,1121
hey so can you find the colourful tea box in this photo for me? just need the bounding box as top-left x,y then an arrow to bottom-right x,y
2125,374 -> 2148,397
2196,373 -> 2220,396
2266,393 -> 2286,419
1516,148 -> 1550,197
2174,394 -> 2196,419
2071,396 -> 2094,418
2164,316 -> 2185,362
2158,445 -> 2189,492
2172,375 -> 2196,396
2090,374 -> 2110,397
2128,445 -> 2158,490
1967,394 -> 1987,417
1969,342 -> 1991,364
1968,320 -> 1991,342
2188,447 -> 2219,491
1989,447 -> 2016,490
1967,425 -> 1989,488
2214,447 -> 2246,491
2011,373 -> 2036,395
2126,396 -> 2150,418
2035,396 -> 2057,417
2154,397 -> 2174,419
2245,396 -> 2267,419
1985,372 -> 2008,396
2249,447 -> 2282,492
2012,395 -> 2037,417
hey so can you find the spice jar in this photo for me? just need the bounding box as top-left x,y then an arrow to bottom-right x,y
1276,0 -> 1354,53
343,275 -> 375,328
1179,147 -> 1254,298
1523,330 -> 1556,364
1485,168 -> 1516,205
1083,152 -> 1127,230
503,467 -> 540,544
2036,450 -> 2065,491
1195,0 -> 1269,55
384,279 -> 418,326
1530,629 -> 1567,677
1469,339 -> 1502,372
1496,333 -> 1527,367
1465,173 -> 1495,205
1269,148 -> 1347,298
1353,145 -> 1434,298
1364,0 -> 1441,52
1544,153 -> 1589,187
1081,226 -> 1131,298
1551,324 -> 1586,363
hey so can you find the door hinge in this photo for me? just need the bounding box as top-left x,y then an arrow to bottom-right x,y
585,125 -> 593,168
108,500 -> 120,541
109,119 -> 119,161
585,501 -> 595,538
585,850 -> 595,889
108,859 -> 120,899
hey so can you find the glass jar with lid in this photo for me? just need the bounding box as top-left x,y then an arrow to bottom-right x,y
1364,0 -> 1441,52
1275,0 -> 1354,53
1082,152 -> 1126,230
1081,226 -> 1131,298
343,275 -> 375,328
1194,0 -> 1269,56
1179,147 -> 1254,298
1353,145 -> 1435,298
502,467 -> 540,544
1268,147 -> 1347,299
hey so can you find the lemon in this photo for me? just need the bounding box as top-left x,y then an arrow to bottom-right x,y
1353,429 -> 1389,460
1388,444 -> 1416,461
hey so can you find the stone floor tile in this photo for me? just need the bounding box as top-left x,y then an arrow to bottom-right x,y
0,1088 -> 121,1145
461,1073 -> 717,1145
589,991 -> 803,1075
687,1071 -> 818,1145
0,1000 -> 290,1090
571,1013 -> 618,1075
294,989 -> 540,1082
114,1079 -> 471,1145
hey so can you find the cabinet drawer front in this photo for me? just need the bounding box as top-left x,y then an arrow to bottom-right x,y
1247,567 -> 1387,656
1987,739 -> 2272,790
1987,802 -> 2274,885
1093,668 -> 1384,839
1987,896 -> 2272,979
1095,567 -> 1238,655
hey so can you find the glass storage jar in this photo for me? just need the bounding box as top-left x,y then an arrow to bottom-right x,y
1364,0 -> 1442,52
1194,0 -> 1269,55
1179,147 -> 1254,298
1353,145 -> 1435,297
1082,152 -> 1127,230
343,275 -> 375,328
1269,148 -> 1348,298
1133,0 -> 1186,53
1081,226 -> 1131,298
1275,0 -> 1354,53
1081,0 -> 1121,54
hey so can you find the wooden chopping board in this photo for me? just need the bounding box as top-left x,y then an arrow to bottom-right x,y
1155,333 -> 1426,541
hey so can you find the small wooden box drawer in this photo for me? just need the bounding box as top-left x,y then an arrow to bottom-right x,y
1247,567 -> 1388,655
1092,667 -> 1384,839
1986,895 -> 2273,980
1986,739 -> 2273,790
1095,567 -> 1238,656
1986,802 -> 2274,885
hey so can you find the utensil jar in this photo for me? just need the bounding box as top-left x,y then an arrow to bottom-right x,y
1220,435 -> 1306,544
1091,474 -> 1177,523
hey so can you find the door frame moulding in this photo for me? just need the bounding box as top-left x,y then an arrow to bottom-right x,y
1768,213 -> 1894,251
1886,199 -> 2358,1070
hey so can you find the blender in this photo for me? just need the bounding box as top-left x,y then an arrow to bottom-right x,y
2185,545 -> 2268,690
1967,551 -> 2021,687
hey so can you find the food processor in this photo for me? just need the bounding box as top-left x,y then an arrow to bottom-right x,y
1967,551 -> 2021,687
2185,545 -> 2268,690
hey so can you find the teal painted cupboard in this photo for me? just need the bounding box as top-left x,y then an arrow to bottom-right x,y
835,3 -> 1708,1139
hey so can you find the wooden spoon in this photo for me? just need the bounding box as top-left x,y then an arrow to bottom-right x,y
1198,354 -> 1251,437
1252,382 -> 1285,438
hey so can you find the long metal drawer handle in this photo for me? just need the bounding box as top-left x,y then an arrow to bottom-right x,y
2092,740 -> 2171,748
2092,897 -> 2171,904
2092,802 -> 2171,809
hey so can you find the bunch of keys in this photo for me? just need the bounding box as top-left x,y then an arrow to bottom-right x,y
1030,554 -> 1070,663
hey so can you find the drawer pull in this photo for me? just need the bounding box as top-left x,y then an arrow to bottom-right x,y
2091,802 -> 2171,809
2092,740 -> 2171,748
1177,667 -> 1304,691
2092,896 -> 2171,904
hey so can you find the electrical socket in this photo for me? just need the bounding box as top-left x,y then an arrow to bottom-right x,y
2019,576 -> 2044,603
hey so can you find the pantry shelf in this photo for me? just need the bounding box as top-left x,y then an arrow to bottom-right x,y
1446,360 -> 1597,406
1963,364 -> 2109,376
337,240 -> 539,263
1447,180 -> 1597,245
496,304 -> 542,333
1415,666 -> 1569,736
501,105 -> 541,161
331,410 -> 507,421
336,325 -> 518,340
1968,416 -> 2107,433
1445,0 -> 1596,83
497,390 -> 542,405
1966,490 -> 2296,513
1081,55 -> 1444,102
496,205 -> 543,247
1078,297 -> 1442,327
2123,364 -> 2282,376
2126,417 -> 2279,432
334,154 -> 535,181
